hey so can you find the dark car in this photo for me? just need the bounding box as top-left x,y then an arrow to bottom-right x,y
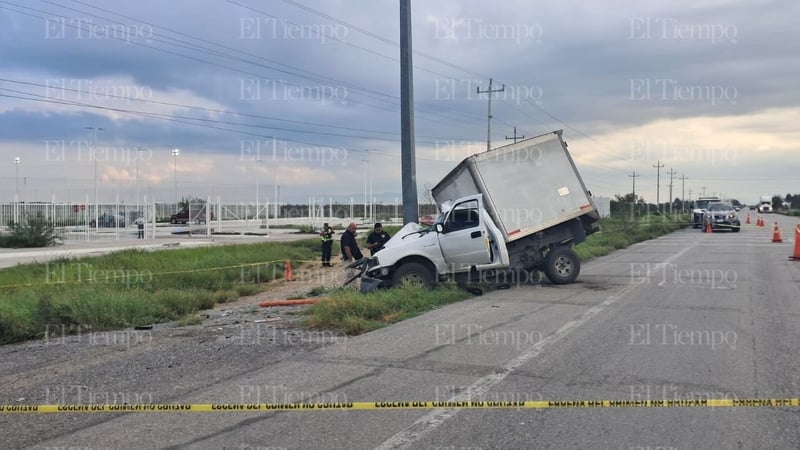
89,213 -> 125,228
170,208 -> 214,224
701,202 -> 740,232
691,197 -> 720,228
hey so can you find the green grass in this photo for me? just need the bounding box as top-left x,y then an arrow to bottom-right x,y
0,239 -> 319,344
304,283 -> 472,335
0,215 -> 688,344
574,214 -> 688,261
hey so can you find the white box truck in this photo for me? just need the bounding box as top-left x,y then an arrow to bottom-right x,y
359,130 -> 600,289
758,195 -> 773,213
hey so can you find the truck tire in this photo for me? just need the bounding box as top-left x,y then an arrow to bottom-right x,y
543,247 -> 580,284
391,262 -> 435,288
170,218 -> 177,224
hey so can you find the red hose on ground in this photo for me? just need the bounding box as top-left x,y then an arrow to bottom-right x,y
257,298 -> 325,307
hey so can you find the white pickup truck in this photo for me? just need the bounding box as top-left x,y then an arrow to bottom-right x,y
359,130 -> 600,290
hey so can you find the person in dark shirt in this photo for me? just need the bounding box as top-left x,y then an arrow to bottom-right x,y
366,223 -> 391,256
340,222 -> 363,263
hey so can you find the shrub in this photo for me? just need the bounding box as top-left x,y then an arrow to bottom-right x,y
1,214 -> 61,248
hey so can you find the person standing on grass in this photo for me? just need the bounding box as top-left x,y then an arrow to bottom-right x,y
340,222 -> 363,264
366,222 -> 391,256
320,222 -> 335,267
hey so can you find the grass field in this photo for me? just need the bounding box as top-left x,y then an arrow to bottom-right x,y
0,215 -> 687,344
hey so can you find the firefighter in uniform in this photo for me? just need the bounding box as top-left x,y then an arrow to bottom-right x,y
320,223 -> 335,267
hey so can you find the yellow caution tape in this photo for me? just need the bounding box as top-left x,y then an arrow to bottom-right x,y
2,398 -> 798,413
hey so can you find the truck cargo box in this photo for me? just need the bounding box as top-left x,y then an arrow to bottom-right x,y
431,130 -> 597,243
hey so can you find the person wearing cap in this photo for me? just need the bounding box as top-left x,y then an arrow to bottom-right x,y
366,222 -> 391,256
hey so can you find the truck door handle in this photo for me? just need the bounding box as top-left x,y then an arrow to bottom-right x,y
470,231 -> 482,238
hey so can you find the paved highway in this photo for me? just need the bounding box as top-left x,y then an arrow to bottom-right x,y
1,215 -> 799,449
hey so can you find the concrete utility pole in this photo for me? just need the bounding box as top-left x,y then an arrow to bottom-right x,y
653,160 -> 664,213
505,126 -> 525,144
679,174 -> 688,212
629,171 -> 640,220
667,168 -> 677,213
399,0 -> 418,224
701,185 -> 708,197
477,78 -> 505,152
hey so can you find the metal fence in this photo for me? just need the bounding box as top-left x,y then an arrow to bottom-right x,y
1,201 -> 156,241
1,199 -> 440,242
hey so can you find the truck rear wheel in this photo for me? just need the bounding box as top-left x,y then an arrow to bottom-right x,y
391,262 -> 435,288
543,247 -> 580,284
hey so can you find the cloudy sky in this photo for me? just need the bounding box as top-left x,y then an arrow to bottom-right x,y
1,0 -> 798,207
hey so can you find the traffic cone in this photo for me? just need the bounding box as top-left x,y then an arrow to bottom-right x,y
790,224 -> 800,261
284,260 -> 293,281
745,213 -> 751,224
705,219 -> 712,233
772,223 -> 783,243
757,216 -> 764,227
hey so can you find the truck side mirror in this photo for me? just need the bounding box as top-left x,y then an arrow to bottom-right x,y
435,223 -> 444,233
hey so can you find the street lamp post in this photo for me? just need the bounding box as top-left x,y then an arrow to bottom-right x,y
172,148 -> 180,209
255,158 -> 261,223
136,148 -> 143,210
362,158 -> 368,220
86,126 -> 103,228
14,157 -> 20,201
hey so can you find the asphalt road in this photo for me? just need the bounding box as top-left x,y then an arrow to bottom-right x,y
1,214 -> 799,449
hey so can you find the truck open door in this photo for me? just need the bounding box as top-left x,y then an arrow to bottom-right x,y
437,196 -> 493,270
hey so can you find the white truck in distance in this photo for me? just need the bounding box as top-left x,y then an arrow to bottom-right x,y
361,130 -> 600,289
758,195 -> 773,213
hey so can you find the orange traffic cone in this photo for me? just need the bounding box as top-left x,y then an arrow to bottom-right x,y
284,260 -> 293,281
757,216 -> 763,227
745,213 -> 751,224
790,224 -> 800,261
772,223 -> 783,243
704,219 -> 712,233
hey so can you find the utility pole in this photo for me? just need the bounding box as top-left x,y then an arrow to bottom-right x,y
653,160 -> 664,213
399,0 -> 418,224
628,171 -> 640,220
505,126 -> 524,144
701,186 -> 708,197
477,78 -> 505,152
667,168 -> 677,213
679,174 -> 688,212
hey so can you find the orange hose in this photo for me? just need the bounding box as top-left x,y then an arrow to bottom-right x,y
257,298 -> 325,307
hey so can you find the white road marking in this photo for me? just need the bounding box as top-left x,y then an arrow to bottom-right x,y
375,244 -> 695,449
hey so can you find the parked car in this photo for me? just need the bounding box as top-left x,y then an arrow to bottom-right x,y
170,208 -> 214,224
89,213 -> 125,228
701,202 -> 741,232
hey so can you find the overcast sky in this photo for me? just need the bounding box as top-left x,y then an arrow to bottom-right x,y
1,0 -> 798,207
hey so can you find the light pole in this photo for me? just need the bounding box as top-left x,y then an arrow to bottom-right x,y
255,158 -> 261,223
14,157 -> 20,201
172,148 -> 180,209
136,148 -> 143,210
369,154 -> 373,222
362,158 -> 368,220
86,126 -> 103,227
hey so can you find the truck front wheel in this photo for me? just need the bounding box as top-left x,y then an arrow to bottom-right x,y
543,247 -> 580,284
391,262 -> 435,288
